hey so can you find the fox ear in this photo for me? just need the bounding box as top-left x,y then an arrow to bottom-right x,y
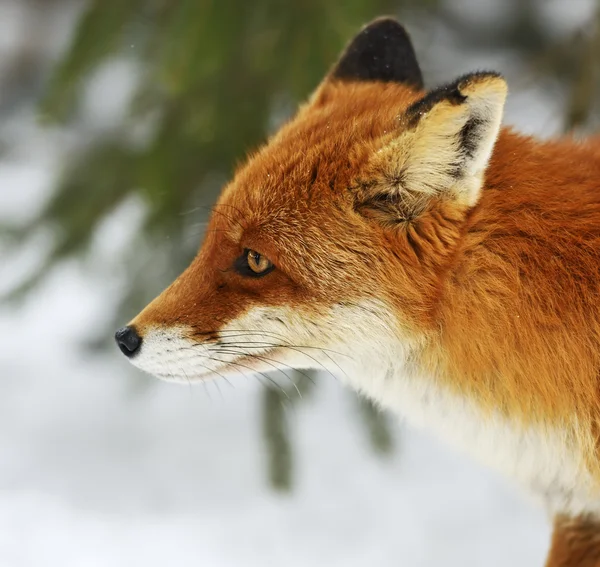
356,72 -> 507,223
330,17 -> 423,88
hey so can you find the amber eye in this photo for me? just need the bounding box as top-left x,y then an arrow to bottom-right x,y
247,249 -> 272,273
234,248 -> 275,277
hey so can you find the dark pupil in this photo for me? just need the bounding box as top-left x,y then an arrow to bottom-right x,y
249,250 -> 263,270
234,248 -> 273,277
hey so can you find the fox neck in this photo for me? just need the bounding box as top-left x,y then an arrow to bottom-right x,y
337,130 -> 600,514
432,128 -> 600,443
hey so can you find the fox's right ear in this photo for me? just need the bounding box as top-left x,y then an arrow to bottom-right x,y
327,17 -> 423,89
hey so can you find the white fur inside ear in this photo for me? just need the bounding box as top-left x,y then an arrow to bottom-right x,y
456,76 -> 507,206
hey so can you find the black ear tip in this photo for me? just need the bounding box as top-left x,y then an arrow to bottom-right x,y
331,16 -> 423,89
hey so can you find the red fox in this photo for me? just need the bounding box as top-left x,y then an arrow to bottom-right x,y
115,17 -> 600,566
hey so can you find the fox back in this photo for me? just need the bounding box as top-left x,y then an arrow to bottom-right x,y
115,18 -> 600,565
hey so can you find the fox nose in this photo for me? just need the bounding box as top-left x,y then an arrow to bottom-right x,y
115,326 -> 142,357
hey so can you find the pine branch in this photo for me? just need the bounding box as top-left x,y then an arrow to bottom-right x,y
39,0 -> 144,122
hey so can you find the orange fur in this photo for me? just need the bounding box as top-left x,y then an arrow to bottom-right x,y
433,130 -> 600,472
546,516 -> 600,566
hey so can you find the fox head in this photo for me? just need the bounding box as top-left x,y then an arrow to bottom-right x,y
115,18 -> 507,389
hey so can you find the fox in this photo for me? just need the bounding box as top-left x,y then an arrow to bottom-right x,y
114,17 -> 600,566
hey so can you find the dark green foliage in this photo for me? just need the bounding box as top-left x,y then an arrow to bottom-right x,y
16,0 -> 409,310
40,0 -> 145,122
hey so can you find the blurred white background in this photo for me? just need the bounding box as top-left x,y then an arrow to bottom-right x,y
1,0 -> 597,565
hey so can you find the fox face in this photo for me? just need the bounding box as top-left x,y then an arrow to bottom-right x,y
115,18 -> 506,389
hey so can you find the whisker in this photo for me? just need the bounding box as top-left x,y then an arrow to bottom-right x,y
212,348 -> 303,398
210,203 -> 247,230
179,206 -> 205,216
312,349 -> 349,380
212,378 -> 225,400
205,356 -> 261,389
182,366 -> 194,395
164,349 -> 177,382
179,339 -> 342,382
203,206 -> 246,231
277,345 -> 340,382
181,203 -> 243,219
188,328 -> 353,361
202,381 -> 212,401
211,202 -> 247,219
210,346 -> 316,386
216,338 -> 353,359
217,331 -> 344,355
191,329 -> 290,341
206,353 -> 290,400
185,358 -> 232,391
194,229 -> 235,234
190,353 -> 235,389
215,342 -> 342,382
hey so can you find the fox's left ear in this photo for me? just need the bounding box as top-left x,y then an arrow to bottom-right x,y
356,72 -> 507,222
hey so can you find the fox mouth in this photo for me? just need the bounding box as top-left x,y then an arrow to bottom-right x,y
123,323 -> 347,385
137,343 -> 290,384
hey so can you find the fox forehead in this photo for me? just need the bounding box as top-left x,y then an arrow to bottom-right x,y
218,81 -> 422,226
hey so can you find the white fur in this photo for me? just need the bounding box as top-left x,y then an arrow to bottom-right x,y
455,78 -> 507,206
296,300 -> 600,517
323,302 -> 600,518
127,327 -> 214,383
130,299 -> 600,517
127,316 -> 320,383
357,355 -> 599,518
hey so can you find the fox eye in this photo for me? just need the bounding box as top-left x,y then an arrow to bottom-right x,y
234,249 -> 275,277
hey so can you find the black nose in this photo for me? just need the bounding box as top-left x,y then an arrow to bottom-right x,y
115,326 -> 142,357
